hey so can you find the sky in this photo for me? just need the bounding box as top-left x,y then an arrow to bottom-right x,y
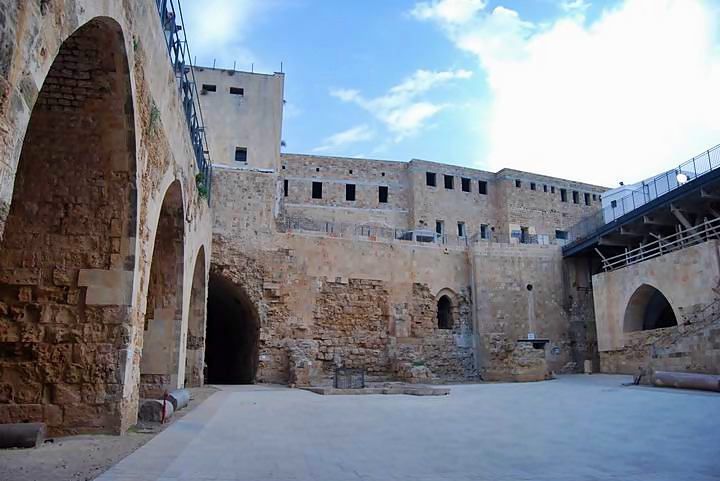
182,0 -> 720,187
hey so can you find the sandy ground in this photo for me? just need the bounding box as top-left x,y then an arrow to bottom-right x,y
0,386 -> 219,481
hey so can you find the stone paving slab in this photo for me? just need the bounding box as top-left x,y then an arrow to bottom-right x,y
95,376 -> 720,481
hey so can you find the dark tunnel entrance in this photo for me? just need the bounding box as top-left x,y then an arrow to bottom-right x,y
205,273 -> 260,384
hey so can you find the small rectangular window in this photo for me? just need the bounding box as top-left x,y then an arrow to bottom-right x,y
555,230 -> 568,240
283,179 -> 288,197
234,147 -> 247,162
560,188 -> 567,202
592,194 -> 597,201
444,174 -> 454,190
478,180 -> 488,195
229,87 -> 244,96
551,186 -> 556,194
436,220 -> 444,235
480,224 -> 489,239
457,222 -> 466,238
584,193 -> 591,206
515,180 -> 522,188
543,185 -> 548,193
346,184 -> 356,201
201,84 -> 217,92
461,177 -> 471,192
312,181 -> 322,199
426,172 -> 437,187
572,191 -> 579,204
611,199 -> 618,208
379,186 -> 388,203
530,182 -> 536,191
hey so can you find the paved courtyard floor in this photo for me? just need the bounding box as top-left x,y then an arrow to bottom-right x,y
96,375 -> 720,481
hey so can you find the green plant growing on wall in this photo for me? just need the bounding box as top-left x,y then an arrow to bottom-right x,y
133,36 -> 139,52
149,102 -> 160,130
196,172 -> 209,200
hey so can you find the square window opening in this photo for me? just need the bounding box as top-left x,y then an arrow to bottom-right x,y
480,224 -> 490,239
201,84 -> 217,93
346,184 -> 356,201
461,177 -> 471,192
444,175 -> 454,190
234,147 -> 247,162
379,186 -> 389,203
551,186 -> 556,194
436,220 -> 444,235
426,172 -> 437,187
515,179 -> 522,188
560,188 -> 567,202
584,192 -> 591,206
312,181 -> 322,199
530,182 -> 536,191
229,87 -> 244,96
555,230 -> 568,240
479,180 -> 488,195
572,191 -> 579,204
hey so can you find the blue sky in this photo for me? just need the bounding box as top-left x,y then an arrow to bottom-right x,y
183,0 -> 720,186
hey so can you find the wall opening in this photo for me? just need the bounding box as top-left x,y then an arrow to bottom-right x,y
624,284 -> 678,332
0,17 -> 137,433
141,181 -> 185,398
205,273 -> 260,384
437,295 -> 453,329
185,246 -> 207,387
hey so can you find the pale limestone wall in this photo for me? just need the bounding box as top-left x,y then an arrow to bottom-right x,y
471,243 -> 577,376
593,241 -> 720,353
408,159 -> 496,241
0,0 -> 212,433
281,153 -> 411,229
193,67 -> 284,170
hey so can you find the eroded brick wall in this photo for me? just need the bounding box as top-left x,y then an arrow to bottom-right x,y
0,20 -> 136,434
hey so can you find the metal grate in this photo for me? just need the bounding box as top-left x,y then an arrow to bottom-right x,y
334,367 -> 365,389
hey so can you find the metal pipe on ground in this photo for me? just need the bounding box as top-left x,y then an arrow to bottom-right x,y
0,423 -> 46,449
653,371 -> 720,392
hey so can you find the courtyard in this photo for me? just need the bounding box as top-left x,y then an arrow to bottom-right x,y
88,375 -> 719,481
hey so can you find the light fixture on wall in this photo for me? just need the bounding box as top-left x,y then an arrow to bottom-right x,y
676,172 -> 689,184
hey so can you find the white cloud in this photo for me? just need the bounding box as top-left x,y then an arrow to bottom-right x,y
412,0 -> 720,187
560,0 -> 591,13
331,69 -> 472,140
182,0 -> 260,69
313,125 -> 375,153
410,0 -> 487,24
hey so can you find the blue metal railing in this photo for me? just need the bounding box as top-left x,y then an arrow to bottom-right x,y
154,0 -> 212,200
567,143 -> 720,243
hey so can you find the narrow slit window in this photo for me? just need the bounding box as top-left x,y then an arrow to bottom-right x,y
312,181 -> 322,199
283,179 -> 288,197
584,193 -> 591,206
572,191 -> 579,204
346,184 -> 356,201
461,177 -> 471,192
560,188 -> 567,202
457,222 -> 466,238
515,179 -> 522,188
530,182 -> 536,191
379,186 -> 389,203
543,185 -> 548,193
551,186 -> 556,194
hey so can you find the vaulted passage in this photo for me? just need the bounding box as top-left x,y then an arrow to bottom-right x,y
141,182 -> 184,398
624,284 -> 678,332
0,18 -> 137,434
205,273 -> 259,384
185,246 -> 207,387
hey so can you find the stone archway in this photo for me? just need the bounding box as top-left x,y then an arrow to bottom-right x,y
437,295 -> 453,329
205,273 -> 260,384
624,284 -> 678,332
0,17 -> 137,434
140,181 -> 184,398
185,246 -> 207,387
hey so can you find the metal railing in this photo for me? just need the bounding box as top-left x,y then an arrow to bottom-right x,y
597,217 -> 720,271
567,144 -> 720,243
154,0 -> 212,199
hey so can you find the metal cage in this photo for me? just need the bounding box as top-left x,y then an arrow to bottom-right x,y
334,367 -> 365,389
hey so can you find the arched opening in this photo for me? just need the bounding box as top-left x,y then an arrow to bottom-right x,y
0,18 -> 137,433
205,273 -> 259,384
437,295 -> 453,329
624,284 -> 678,332
140,181 -> 184,398
185,246 -> 207,387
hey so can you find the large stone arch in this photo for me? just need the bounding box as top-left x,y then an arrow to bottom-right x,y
205,268 -> 261,384
185,245 -> 207,387
139,180 -> 185,397
623,284 -> 678,333
0,16 -> 137,434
